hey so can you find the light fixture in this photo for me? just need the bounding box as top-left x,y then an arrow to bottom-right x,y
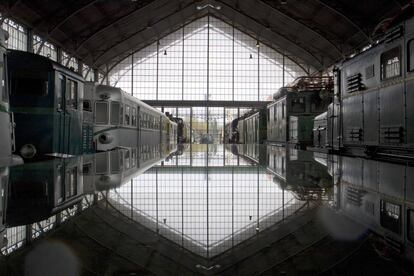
196,3 -> 222,10
256,41 -> 260,48
164,50 -> 167,55
280,0 -> 287,4
249,54 -> 253,59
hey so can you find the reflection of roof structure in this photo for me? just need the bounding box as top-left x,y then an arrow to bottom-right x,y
108,167 -> 309,258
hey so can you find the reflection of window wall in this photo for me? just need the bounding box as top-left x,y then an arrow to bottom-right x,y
108,16 -> 308,102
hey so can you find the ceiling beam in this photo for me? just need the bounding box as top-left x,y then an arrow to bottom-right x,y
210,1 -> 325,68
48,0 -> 100,35
74,0 -> 169,53
313,0 -> 372,43
255,0 -> 344,57
90,1 -> 201,67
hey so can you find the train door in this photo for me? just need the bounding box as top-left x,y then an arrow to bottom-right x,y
57,74 -> 69,155
332,68 -> 341,150
136,105 -> 141,147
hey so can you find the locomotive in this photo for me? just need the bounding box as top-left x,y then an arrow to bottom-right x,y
166,113 -> 192,143
266,76 -> 333,148
0,30 -> 22,167
8,50 -> 84,162
314,15 -> 414,159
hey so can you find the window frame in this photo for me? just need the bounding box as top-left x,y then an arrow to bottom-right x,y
380,46 -> 402,80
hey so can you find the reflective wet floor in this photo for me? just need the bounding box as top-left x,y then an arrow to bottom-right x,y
1,144 -> 414,275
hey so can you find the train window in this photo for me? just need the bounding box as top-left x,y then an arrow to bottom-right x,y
282,103 -> 285,119
132,108 -> 137,126
408,209 -> 414,242
125,150 -> 130,170
291,97 -> 306,113
131,149 -> 137,167
66,167 -> 78,198
66,80 -> 78,109
273,105 -> 277,121
110,102 -> 120,125
82,163 -> 92,175
11,72 -> 48,96
83,100 -> 92,112
380,200 -> 401,234
125,105 -> 131,126
408,40 -> 414,72
110,150 -> 120,173
381,47 -> 401,80
95,102 -> 108,124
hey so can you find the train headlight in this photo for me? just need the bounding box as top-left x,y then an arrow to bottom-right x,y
20,144 -> 37,159
99,133 -> 113,144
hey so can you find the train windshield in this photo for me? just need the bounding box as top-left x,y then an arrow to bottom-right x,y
10,70 -> 48,96
95,102 -> 108,124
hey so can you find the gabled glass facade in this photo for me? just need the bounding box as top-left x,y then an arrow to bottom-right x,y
108,16 -> 308,102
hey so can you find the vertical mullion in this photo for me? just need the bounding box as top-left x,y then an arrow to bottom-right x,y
182,26 -> 185,101
131,53 -> 134,96
156,40 -> 159,100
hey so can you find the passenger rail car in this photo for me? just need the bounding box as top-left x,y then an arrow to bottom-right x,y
335,156 -> 414,261
8,50 -> 84,161
267,77 -> 333,148
318,16 -> 414,158
85,82 -> 177,152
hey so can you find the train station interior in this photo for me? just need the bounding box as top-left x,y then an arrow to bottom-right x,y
0,1 -> 414,275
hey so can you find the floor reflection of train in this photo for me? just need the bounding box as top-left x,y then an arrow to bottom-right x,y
266,146 -> 332,201
5,157 -> 84,226
83,144 -> 176,192
0,166 -> 8,249
3,144 -> 175,227
334,156 -> 414,261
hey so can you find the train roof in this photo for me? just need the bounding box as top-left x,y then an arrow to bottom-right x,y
94,83 -> 166,117
7,50 -> 84,81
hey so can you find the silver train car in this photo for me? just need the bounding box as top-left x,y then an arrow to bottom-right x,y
316,15 -> 414,158
334,155 -> 414,261
84,82 -> 177,152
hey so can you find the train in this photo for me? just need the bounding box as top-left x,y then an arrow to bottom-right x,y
228,77 -> 333,148
166,113 -> 192,143
1,48 -> 177,162
84,82 -> 177,152
231,14 -> 414,161
0,30 -> 22,167
312,14 -> 414,159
